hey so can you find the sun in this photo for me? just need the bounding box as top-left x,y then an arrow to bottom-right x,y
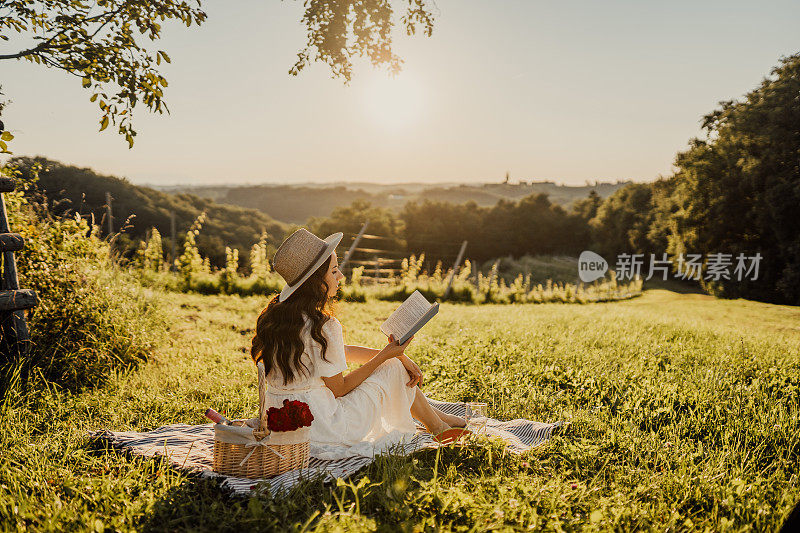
363,72 -> 426,130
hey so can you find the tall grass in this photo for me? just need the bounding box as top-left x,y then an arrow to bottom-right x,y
358,254 -> 642,304
135,215 -> 288,297
132,215 -> 641,304
138,231 -> 642,304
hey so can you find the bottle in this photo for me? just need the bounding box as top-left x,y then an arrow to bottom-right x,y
205,408 -> 231,425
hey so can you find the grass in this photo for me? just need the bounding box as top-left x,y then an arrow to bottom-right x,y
1,289 -> 799,531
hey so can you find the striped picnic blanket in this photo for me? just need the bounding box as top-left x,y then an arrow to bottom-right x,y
90,399 -> 561,496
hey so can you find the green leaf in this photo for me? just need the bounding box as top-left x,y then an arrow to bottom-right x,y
90,94 -> 98,102
0,141 -> 6,151
99,116 -> 109,131
0,131 -> 13,141
82,77 -> 91,88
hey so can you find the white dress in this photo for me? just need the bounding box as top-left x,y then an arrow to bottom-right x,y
264,315 -> 418,460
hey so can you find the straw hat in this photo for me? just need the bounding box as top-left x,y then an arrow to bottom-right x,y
272,228 -> 343,302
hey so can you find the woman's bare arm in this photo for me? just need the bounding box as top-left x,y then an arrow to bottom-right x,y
343,344 -> 380,365
322,335 -> 413,398
344,345 -> 422,387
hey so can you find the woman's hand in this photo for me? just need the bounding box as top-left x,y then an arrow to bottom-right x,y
380,334 -> 414,360
398,354 -> 424,388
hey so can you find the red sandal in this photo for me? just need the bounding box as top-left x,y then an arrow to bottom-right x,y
433,427 -> 472,445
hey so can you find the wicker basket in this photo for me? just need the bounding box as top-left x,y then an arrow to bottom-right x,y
212,362 -> 310,479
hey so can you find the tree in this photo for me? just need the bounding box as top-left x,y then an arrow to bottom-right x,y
590,183 -> 657,259
401,194 -> 590,263
572,190 -> 602,222
0,0 -> 207,147
486,193 -> 588,258
401,199 -> 485,261
661,54 -> 800,303
308,199 -> 403,249
587,54 -> 800,304
0,0 -> 436,147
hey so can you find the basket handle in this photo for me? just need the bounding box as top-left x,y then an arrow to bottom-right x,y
257,361 -> 268,432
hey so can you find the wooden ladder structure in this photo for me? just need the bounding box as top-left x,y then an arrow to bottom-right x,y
0,176 -> 38,366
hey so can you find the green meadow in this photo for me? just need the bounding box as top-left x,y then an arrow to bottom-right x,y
2,289 -> 799,531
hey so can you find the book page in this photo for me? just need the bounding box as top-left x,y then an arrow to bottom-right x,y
380,290 -> 432,339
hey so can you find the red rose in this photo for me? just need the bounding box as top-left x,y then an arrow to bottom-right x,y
267,399 -> 314,432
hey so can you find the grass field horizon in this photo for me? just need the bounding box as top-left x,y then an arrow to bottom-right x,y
2,288 -> 798,531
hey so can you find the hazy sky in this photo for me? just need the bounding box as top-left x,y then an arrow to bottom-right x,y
2,0 -> 799,185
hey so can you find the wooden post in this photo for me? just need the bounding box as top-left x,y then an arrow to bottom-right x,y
474,259 -> 481,294
340,221 -> 368,275
443,240 -> 468,300
373,254 -> 380,284
105,191 -> 113,236
0,233 -> 24,252
170,211 -> 177,271
0,178 -> 38,369
0,290 -> 38,312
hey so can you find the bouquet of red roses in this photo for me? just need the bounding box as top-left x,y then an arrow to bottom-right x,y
266,399 -> 314,432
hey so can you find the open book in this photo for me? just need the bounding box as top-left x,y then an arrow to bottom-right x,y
380,290 -> 439,345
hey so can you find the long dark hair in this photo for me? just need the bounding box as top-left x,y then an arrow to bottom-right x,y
251,254 -> 338,385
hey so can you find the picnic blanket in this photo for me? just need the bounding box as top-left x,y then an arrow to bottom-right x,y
90,399 -> 561,497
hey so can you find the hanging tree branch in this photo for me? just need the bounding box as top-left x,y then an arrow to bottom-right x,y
290,0 -> 435,83
0,0 -> 207,147
0,0 -> 436,148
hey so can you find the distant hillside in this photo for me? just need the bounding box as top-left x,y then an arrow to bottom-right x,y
10,157 -> 289,266
222,185 -> 384,225
156,180 -> 630,224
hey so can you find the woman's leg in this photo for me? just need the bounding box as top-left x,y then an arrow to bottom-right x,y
410,387 -> 450,435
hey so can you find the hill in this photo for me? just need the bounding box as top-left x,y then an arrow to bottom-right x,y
155,181 -> 630,224
10,157 -> 290,266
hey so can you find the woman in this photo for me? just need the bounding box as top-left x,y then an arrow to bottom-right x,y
251,229 -> 468,459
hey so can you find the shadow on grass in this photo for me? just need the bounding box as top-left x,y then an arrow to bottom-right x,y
138,475 -> 331,532
127,439 -> 526,532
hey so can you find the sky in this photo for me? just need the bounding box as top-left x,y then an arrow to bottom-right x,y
1,0 -> 799,186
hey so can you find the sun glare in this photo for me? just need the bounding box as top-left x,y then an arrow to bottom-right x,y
363,73 -> 426,130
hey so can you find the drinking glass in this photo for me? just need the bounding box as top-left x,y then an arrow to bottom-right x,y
465,402 -> 488,434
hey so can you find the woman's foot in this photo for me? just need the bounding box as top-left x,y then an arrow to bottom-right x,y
428,420 -> 451,436
429,403 -> 468,428
439,413 -> 467,428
